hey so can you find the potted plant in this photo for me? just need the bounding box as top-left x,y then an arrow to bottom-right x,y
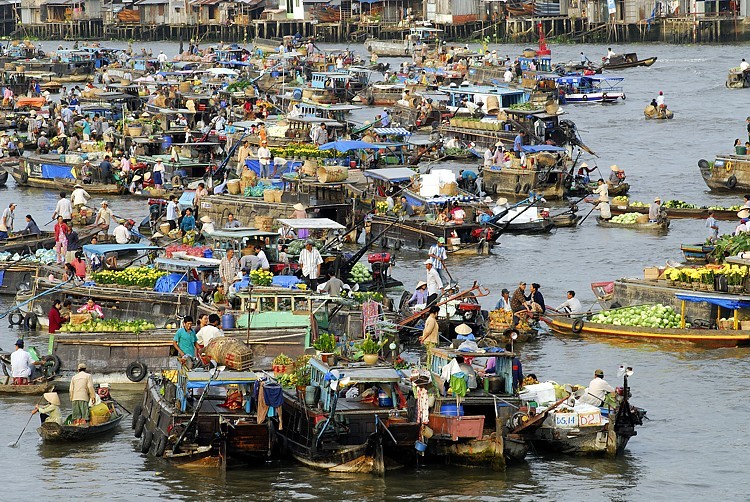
313,332 -> 337,365
358,335 -> 383,365
272,353 -> 294,376
293,361 -> 311,392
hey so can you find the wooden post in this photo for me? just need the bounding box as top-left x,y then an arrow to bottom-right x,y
680,300 -> 686,328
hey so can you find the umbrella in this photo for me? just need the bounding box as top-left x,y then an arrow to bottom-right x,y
206,68 -> 239,76
318,140 -> 382,152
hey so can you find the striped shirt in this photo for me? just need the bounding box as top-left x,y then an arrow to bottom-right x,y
428,244 -> 447,269
299,247 -> 323,279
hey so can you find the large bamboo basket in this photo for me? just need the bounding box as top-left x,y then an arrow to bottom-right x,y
317,165 -> 348,183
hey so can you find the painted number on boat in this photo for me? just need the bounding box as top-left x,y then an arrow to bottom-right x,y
578,411 -> 603,427
554,413 -> 578,427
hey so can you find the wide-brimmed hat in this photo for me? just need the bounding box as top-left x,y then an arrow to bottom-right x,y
101,200 -> 108,206
43,392 -> 61,406
141,111 -> 151,118
455,323 -> 472,335
100,382 -> 110,389
200,215 -> 212,223
610,165 -> 620,171
132,175 -> 142,182
580,162 -> 588,168
483,196 -> 493,203
738,208 -> 750,219
416,281 -> 427,289
495,140 -> 504,147
74,183 -> 82,188
143,172 -> 152,181
293,203 -> 305,211
152,232 -> 164,238
77,363 -> 87,370
496,197 -> 508,206
654,196 -> 661,202
423,259 -> 432,265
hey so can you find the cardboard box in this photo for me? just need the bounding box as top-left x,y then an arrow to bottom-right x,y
644,267 -> 660,280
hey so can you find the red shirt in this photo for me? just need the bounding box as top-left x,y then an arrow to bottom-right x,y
48,306 -> 62,334
72,259 -> 86,278
54,222 -> 68,241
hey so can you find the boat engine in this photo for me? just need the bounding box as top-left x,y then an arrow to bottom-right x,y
457,302 -> 481,321
368,252 -> 393,286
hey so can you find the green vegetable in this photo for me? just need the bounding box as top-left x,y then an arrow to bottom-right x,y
589,304 -> 681,329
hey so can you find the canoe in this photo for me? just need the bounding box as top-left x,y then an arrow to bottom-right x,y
602,54 -> 657,70
610,204 -> 738,221
37,401 -> 126,442
542,313 -> 750,348
551,214 -> 581,227
0,225 -> 99,255
596,216 -> 669,231
0,381 -> 54,394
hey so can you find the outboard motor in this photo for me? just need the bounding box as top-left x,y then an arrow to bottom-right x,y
368,252 -> 393,286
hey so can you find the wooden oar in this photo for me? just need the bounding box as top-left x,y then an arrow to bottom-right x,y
578,201 -> 599,226
8,395 -> 45,448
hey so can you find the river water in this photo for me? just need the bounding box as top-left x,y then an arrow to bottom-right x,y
0,41 -> 746,500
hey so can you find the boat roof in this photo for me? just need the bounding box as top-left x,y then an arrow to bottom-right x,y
277,218 -> 345,230
430,346 -> 514,359
363,167 -> 418,182
208,228 -> 279,239
311,358 -> 403,382
82,243 -> 160,255
185,370 -> 259,388
557,75 -> 624,84
155,256 -> 221,271
373,127 -> 411,136
675,293 -> 750,310
438,84 -> 525,95
521,145 -> 566,153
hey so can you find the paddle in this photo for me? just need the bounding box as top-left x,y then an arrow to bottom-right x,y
578,201 -> 599,226
106,396 -> 131,415
8,395 -> 44,448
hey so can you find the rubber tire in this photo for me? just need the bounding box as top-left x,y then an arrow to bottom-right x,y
8,312 -> 23,326
134,415 -> 146,438
131,404 -> 143,429
23,312 -> 37,331
522,183 -> 531,194
726,175 -> 737,189
153,432 -> 167,456
582,95 -> 588,101
126,361 -> 147,383
491,184 -> 498,195
698,159 -> 709,169
20,171 -> 28,183
42,354 -> 61,375
416,236 -> 425,249
140,429 -> 153,454
514,183 -> 521,194
572,319 -> 584,333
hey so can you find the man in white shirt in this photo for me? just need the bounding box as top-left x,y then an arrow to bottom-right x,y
504,68 -> 514,83
578,369 -> 615,406
166,195 -> 179,231
196,313 -> 224,347
157,50 -> 168,65
113,219 -> 132,244
53,192 -> 73,222
557,290 -> 583,315
257,141 -> 271,178
10,339 -> 37,384
655,91 -> 665,107
428,238 -> 449,285
299,239 -> 323,290
741,59 -> 750,71
424,260 -> 443,305
95,200 -> 113,230
71,183 -> 90,210
256,247 -> 270,270
0,202 -> 15,239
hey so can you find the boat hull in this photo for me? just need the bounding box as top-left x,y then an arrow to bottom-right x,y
11,157 -> 124,194
564,91 -> 625,103
483,166 -> 565,201
699,155 -> 750,192
0,381 -> 54,394
38,411 -> 124,442
596,216 -> 669,231
610,204 -> 738,221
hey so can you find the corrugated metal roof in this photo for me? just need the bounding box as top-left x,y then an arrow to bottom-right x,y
134,0 -> 168,5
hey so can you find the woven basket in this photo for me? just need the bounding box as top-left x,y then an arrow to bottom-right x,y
204,337 -> 253,371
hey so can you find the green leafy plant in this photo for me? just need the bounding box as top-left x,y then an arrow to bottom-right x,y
313,332 -> 336,353
272,353 -> 293,366
357,335 -> 384,355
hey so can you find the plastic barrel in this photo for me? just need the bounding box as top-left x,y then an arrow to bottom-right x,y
222,313 -> 236,330
187,281 -> 202,295
292,88 -> 303,100
161,134 -> 172,152
203,249 -> 213,258
440,403 -> 464,416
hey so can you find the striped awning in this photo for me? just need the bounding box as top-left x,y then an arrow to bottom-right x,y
374,127 -> 411,136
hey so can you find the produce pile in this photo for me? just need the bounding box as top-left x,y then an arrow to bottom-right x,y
708,205 -> 743,211
375,201 -> 389,214
662,200 -> 699,209
225,80 -> 253,93
349,263 -> 372,284
509,102 -> 542,111
589,304 -> 683,329
629,201 -> 649,208
709,234 -> 750,263
244,181 -> 274,198
0,249 -> 57,265
341,291 -> 384,304
286,239 -> 322,255
610,213 -> 643,224
489,309 -> 514,330
92,267 -> 167,288
270,145 -> 334,160
612,196 -> 629,205
443,147 -> 470,157
250,269 -> 274,286
58,319 -> 157,333
165,245 -> 211,258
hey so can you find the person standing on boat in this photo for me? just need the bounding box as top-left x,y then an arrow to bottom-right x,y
578,369 -> 615,407
511,281 -> 530,328
152,159 -> 165,189
648,197 -> 662,222
606,47 -> 616,62
419,305 -> 440,347
10,339 -> 38,385
219,249 -> 240,292
95,201 -> 112,231
513,130 -> 526,157
299,240 -> 323,291
166,195 -> 179,231
257,140 -> 272,178
69,363 -> 96,426
741,59 -> 750,72
113,219 -> 132,244
48,299 -> 64,334
32,392 -> 63,426
99,155 -> 113,184
0,202 -> 15,240
37,131 -> 50,154
173,315 -> 199,365
424,260 -> 443,305
706,211 -> 719,243
592,179 -> 611,220
428,238 -> 450,285
71,184 -> 90,213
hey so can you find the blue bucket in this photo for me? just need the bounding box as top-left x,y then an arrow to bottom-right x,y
202,249 -> 213,259
187,280 -> 202,295
221,313 -> 236,330
414,440 -> 427,452
161,134 -> 172,152
440,403 -> 464,416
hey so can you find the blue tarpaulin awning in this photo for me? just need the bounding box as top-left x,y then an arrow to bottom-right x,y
82,244 -> 160,255
373,127 -> 411,136
318,140 -> 382,152
41,164 -> 74,179
521,145 -> 566,153
675,294 -> 750,311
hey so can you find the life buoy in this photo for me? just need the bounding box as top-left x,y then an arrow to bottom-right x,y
416,236 -> 425,249
23,312 -> 37,331
572,319 -> 584,333
140,428 -> 153,453
366,96 -> 375,106
42,354 -> 61,375
153,432 -> 167,456
522,183 -> 531,194
131,404 -> 143,429
134,415 -> 146,438
514,183 -> 522,194
126,361 -> 147,382
582,95 -> 588,101
491,183 -> 498,195
727,175 -> 738,189
8,312 -> 24,326
726,161 -> 734,172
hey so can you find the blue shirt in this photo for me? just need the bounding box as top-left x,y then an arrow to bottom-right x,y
173,328 -> 197,356
180,215 -> 196,232
513,134 -> 523,152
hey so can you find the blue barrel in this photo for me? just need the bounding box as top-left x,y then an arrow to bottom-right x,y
187,280 -> 202,295
378,389 -> 393,407
202,249 -> 213,258
222,313 -> 236,330
440,403 -> 464,416
292,88 -> 303,100
271,70 -> 280,78
161,134 -> 172,152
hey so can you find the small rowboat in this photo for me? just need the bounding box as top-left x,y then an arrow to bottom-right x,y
0,380 -> 54,395
596,216 -> 669,231
37,401 -> 126,442
542,313 -> 750,348
610,204 -> 738,221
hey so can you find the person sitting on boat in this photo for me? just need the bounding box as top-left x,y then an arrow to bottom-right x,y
319,271 -> 346,296
578,369 -> 615,407
735,208 -> 750,234
213,284 -> 230,307
513,130 -> 526,158
608,165 -> 625,186
511,281 -> 530,328
484,145 -> 498,168
557,290 -> 584,316
113,219 -> 131,244
649,197 -> 662,222
11,339 -> 40,385
450,203 -> 466,224
424,260 -> 443,306
70,362 -> 96,426
495,288 -> 512,312
20,215 -> 40,236
408,281 -> 429,307
399,196 -> 415,217
196,313 -> 224,348
78,298 -> 104,319
180,208 -> 196,236
48,299 -> 63,334
32,392 -> 63,426
428,238 -> 450,285
592,179 -> 611,220
741,59 -> 750,72
97,382 -> 112,403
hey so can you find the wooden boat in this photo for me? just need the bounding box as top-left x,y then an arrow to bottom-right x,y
644,104 -> 674,119
681,243 -> 715,263
482,147 -> 568,201
552,213 -> 581,227
0,225 -> 98,255
542,311 -> 750,348
610,204 -> 738,221
0,169 -> 8,186
280,358 -> 420,475
0,380 -> 54,394
698,156 -> 750,192
727,67 -> 750,89
596,216 -> 669,231
38,401 -> 126,442
9,154 -> 125,194
602,53 -> 657,70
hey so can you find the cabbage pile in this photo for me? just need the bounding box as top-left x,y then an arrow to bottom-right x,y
610,213 -> 642,224
349,263 -> 372,284
589,304 -> 683,329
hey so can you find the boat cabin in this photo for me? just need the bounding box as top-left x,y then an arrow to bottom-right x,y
555,75 -> 625,103
439,84 -> 527,112
310,72 -> 351,90
518,55 -> 553,73
409,26 -> 444,45
206,228 -> 280,263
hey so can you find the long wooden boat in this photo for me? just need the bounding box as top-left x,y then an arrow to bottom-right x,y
483,163 -> 566,201
0,225 -> 99,255
0,380 -> 54,394
610,204 -> 738,221
9,155 -> 125,194
602,53 -> 657,70
596,216 -> 669,231
566,181 -> 629,198
542,313 -> 750,348
38,401 -> 126,442
698,155 -> 750,192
